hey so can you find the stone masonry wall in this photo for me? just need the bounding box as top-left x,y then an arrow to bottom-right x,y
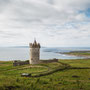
30,48 -> 40,64
13,60 -> 29,66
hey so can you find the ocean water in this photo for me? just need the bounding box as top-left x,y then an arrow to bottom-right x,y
0,47 -> 90,61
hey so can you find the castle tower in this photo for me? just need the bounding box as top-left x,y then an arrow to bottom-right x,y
29,40 -> 40,64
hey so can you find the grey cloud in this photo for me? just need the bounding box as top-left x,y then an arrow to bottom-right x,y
12,18 -> 42,24
0,0 -> 11,12
0,0 -> 90,46
47,0 -> 54,5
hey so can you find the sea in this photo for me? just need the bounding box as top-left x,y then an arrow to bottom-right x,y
0,47 -> 90,61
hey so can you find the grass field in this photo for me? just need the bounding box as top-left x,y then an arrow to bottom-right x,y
0,59 -> 90,90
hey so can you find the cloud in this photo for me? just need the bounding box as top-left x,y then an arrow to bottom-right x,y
0,0 -> 90,47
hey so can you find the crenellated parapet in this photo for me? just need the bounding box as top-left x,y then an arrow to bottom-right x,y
29,40 -> 40,48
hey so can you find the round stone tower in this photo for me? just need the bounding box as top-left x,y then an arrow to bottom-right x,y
29,40 -> 40,64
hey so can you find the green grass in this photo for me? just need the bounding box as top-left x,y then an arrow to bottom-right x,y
60,59 -> 90,67
0,59 -> 90,90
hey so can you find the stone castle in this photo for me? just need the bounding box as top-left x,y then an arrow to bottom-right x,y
13,40 -> 58,66
29,40 -> 58,64
29,40 -> 40,64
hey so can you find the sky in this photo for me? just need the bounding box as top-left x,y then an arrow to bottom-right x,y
0,0 -> 90,47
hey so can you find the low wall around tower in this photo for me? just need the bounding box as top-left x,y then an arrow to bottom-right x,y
39,58 -> 58,64
13,59 -> 58,66
13,60 -> 29,66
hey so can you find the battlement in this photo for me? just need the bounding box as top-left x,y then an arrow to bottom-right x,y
29,40 -> 40,48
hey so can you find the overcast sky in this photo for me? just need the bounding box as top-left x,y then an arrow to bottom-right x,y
0,0 -> 90,47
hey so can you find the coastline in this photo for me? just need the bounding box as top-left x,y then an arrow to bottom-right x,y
64,54 -> 90,59
58,51 -> 90,59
